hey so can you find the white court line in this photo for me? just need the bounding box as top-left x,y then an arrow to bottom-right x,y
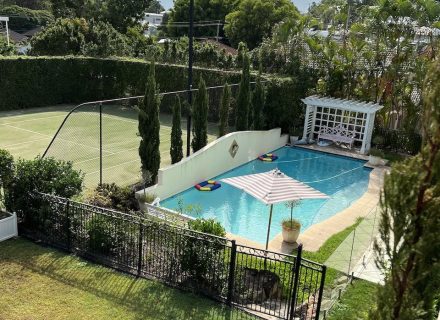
85,159 -> 140,175
3,124 -> 114,155
0,114 -> 66,125
83,148 -> 174,176
1,137 -> 50,148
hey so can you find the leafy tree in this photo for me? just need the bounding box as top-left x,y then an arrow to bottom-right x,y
50,0 -> 152,32
191,77 -> 209,153
166,0 -> 236,39
104,0 -> 152,32
138,62 -> 161,183
0,5 -> 54,31
0,37 -> 17,56
147,0 -> 164,13
50,0 -> 87,18
372,59 -> 440,320
30,18 -> 131,56
252,63 -> 265,130
218,83 -> 231,137
170,96 -> 183,164
0,0 -> 51,10
224,0 -> 299,49
235,51 -> 250,131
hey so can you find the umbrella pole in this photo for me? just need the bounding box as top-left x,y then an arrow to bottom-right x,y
265,204 -> 274,251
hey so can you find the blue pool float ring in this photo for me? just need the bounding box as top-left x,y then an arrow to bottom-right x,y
258,153 -> 278,162
195,180 -> 221,191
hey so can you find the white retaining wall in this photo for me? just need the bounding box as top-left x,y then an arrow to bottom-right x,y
0,212 -> 18,242
139,128 -> 288,200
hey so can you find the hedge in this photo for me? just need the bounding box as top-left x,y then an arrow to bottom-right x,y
0,56 -> 306,131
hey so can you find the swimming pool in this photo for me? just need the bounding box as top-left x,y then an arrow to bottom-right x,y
161,147 -> 372,244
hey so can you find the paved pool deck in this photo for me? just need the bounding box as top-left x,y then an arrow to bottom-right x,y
227,145 -> 389,256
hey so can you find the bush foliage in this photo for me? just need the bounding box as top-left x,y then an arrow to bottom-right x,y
83,183 -> 139,213
6,157 -> 83,223
30,18 -> 131,56
0,56 -> 306,133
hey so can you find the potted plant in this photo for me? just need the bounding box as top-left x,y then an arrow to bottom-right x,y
368,148 -> 385,166
282,200 -> 301,243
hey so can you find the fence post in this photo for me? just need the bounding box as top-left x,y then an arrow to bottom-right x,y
315,265 -> 327,320
289,244 -> 303,320
65,199 -> 71,252
347,228 -> 356,275
99,103 -> 103,186
137,223 -> 144,276
226,240 -> 237,306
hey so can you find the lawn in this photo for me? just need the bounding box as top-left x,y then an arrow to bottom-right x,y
0,238 -> 258,320
0,105 -> 218,188
328,279 -> 378,320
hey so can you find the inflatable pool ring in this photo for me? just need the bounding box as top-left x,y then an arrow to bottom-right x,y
258,153 -> 278,162
195,180 -> 221,191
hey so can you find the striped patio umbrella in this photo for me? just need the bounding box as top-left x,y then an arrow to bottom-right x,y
221,169 -> 329,250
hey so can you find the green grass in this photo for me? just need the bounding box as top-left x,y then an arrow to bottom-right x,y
300,218 -> 363,285
0,105 -> 218,188
327,279 -> 378,320
0,238 -> 258,320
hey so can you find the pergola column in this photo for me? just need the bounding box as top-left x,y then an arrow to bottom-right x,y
302,105 -> 311,140
361,113 -> 375,154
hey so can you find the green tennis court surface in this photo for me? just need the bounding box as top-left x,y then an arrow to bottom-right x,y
0,105 -> 217,188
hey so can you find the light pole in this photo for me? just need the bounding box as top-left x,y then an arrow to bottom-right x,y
186,0 -> 194,157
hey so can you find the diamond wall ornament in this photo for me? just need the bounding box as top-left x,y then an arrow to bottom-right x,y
229,140 -> 239,158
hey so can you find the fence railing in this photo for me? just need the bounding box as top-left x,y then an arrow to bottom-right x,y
18,192 -> 326,320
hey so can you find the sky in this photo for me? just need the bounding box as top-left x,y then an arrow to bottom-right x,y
159,0 -> 318,14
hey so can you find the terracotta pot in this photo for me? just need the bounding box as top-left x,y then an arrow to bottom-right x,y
282,225 -> 300,244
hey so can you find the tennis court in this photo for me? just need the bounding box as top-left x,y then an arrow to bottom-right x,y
0,105 -> 218,188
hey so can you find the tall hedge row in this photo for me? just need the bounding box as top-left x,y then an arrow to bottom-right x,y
0,56 -> 306,132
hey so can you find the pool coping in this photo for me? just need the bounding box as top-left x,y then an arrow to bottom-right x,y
226,145 -> 389,254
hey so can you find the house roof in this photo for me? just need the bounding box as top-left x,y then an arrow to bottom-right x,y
23,26 -> 42,37
8,29 -> 28,43
302,95 -> 384,114
200,39 -> 238,56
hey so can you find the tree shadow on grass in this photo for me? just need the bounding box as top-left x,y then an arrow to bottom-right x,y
0,238 -> 262,320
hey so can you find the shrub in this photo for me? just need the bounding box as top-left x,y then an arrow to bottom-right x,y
180,218 -> 227,294
188,218 -> 226,237
7,157 -> 83,222
0,149 -> 14,208
281,218 -> 301,230
85,214 -> 135,257
84,183 -> 139,213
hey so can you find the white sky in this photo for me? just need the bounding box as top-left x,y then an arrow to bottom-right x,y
159,0 -> 319,14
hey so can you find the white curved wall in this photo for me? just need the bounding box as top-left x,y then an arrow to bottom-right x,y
139,129 -> 288,200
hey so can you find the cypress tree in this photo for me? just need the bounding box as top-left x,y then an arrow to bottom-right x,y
191,77 -> 208,153
218,83 -> 231,137
235,52 -> 250,131
170,96 -> 183,164
138,62 -> 161,183
252,62 -> 265,130
372,60 -> 440,320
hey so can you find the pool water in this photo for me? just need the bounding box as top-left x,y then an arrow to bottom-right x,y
161,147 -> 372,244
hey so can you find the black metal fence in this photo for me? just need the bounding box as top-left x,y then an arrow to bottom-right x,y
18,193 -> 326,320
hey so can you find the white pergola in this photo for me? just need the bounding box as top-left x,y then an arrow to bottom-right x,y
301,96 -> 384,154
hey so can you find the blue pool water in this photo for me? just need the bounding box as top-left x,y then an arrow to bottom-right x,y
161,147 -> 372,244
